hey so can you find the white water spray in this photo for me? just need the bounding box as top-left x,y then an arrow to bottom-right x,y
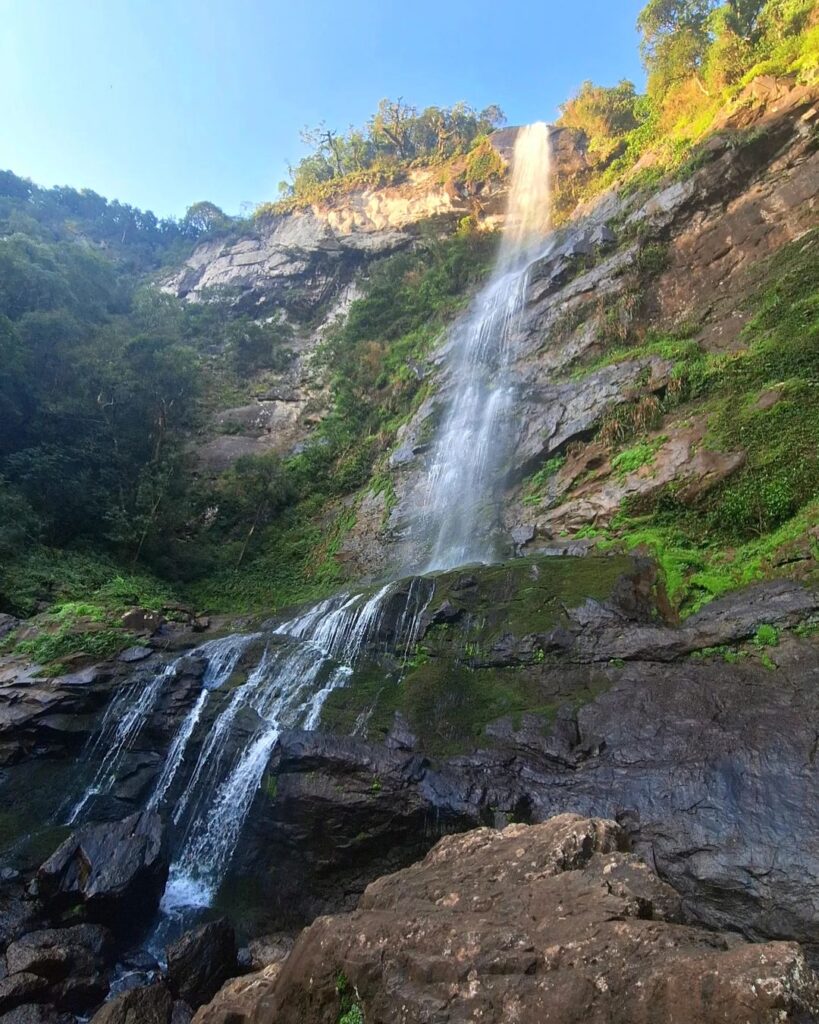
159,583 -> 419,911
416,123 -> 552,571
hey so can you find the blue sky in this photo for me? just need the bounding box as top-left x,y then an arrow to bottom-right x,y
1,0 -> 646,219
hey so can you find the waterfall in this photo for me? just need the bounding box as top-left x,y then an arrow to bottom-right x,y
159,583 -> 413,912
67,633 -> 255,824
68,124 -> 554,924
416,122 -> 552,571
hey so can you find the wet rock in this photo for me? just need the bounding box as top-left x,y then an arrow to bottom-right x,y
384,713 -> 416,752
5,923 -> 111,975
234,617 -> 819,947
0,883 -> 43,949
116,648 -> 153,665
166,920 -> 237,1010
89,984 -> 172,1024
565,579 -> 819,663
245,933 -> 294,971
3,925 -> 111,1012
0,975 -> 50,1015
226,814 -> 819,1023
189,964 -> 283,1024
0,619 -> 19,643
35,813 -> 168,938
0,664 -> 114,765
120,610 -> 164,636
0,1005 -> 73,1024
170,1002 -> 192,1024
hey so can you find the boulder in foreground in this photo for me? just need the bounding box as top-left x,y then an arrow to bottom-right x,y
199,814 -> 819,1023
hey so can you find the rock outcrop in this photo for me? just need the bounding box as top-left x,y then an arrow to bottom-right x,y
229,572 -> 819,949
35,813 -> 168,938
166,920 -> 238,1010
2,925 -> 112,1013
88,984 -> 173,1024
200,814 -> 819,1023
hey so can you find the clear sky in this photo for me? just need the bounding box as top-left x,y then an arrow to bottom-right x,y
1,0 -> 646,219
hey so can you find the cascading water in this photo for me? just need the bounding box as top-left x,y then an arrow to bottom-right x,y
67,633 -> 255,824
416,122 -> 552,571
67,124 -> 553,929
158,580 -> 435,913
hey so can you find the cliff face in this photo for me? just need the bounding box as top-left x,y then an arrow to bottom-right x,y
164,82 -> 818,581
338,79 -> 819,578
164,127 -> 587,313
164,130 -> 589,474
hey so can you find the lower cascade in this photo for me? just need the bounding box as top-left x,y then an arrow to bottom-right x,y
67,577 -> 435,921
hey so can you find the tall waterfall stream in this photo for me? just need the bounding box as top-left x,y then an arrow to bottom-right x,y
66,124 -> 553,933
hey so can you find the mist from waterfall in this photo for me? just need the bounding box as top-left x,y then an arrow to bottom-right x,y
416,122 -> 552,571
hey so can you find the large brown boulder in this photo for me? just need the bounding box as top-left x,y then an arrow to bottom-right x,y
212,814 -> 819,1023
35,813 -> 168,938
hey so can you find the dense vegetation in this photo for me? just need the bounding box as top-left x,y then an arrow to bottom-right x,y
0,167 -> 496,636
554,0 -> 818,216
260,100 -> 506,213
589,230 -> 819,613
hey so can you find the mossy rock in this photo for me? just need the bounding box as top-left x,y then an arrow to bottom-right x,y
321,554 -> 639,755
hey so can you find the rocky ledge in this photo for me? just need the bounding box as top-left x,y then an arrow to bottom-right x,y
194,814 -> 819,1023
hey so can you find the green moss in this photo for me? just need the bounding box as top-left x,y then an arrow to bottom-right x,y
1,547 -> 181,619
611,437 -> 666,478
635,241 -> 670,277
753,624 -> 779,648
321,555 -> 631,754
522,455 -> 566,507
261,772 -> 279,799
464,136 -> 506,186
579,231 -> 819,615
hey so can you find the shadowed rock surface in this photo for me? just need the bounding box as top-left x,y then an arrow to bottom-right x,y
166,920 -> 237,1010
35,814 -> 168,938
88,984 -> 172,1024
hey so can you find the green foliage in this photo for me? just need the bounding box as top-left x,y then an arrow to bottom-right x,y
0,168 -> 213,268
552,0 -> 817,218
611,438 -> 665,477
336,972 -> 364,1024
279,230 -> 497,510
522,456 -> 567,507
558,80 -> 641,163
267,100 -> 506,211
464,136 -> 507,185
15,625 -> 134,667
593,231 -> 819,613
754,623 -> 780,646
0,547 -> 180,619
635,241 -> 670,276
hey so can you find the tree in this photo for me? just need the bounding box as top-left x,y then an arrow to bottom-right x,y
370,98 -> 418,159
182,201 -> 230,236
638,0 -> 716,95
215,454 -> 293,566
558,80 -> 640,161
